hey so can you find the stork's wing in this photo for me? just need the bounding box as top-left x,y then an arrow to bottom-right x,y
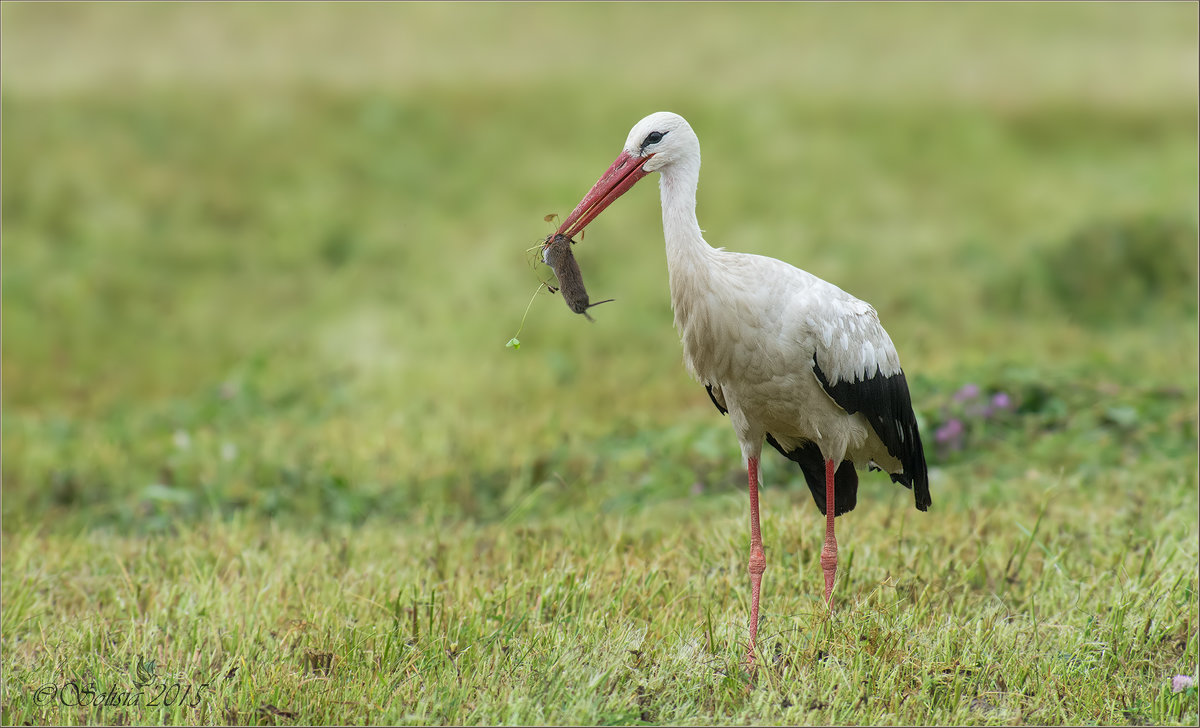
807,299 -> 931,511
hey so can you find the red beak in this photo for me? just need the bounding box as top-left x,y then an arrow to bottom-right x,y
556,150 -> 653,239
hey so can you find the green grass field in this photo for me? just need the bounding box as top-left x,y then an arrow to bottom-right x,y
2,2 -> 1198,725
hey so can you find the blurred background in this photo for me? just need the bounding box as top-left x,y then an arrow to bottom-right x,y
3,2 -> 1197,531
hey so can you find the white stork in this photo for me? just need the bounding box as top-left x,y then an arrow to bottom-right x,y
553,112 -> 931,666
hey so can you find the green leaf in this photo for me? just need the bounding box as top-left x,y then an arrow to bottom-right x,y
506,337 -> 521,350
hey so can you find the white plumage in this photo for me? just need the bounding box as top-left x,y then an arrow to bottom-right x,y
671,248 -> 903,468
554,111 -> 929,668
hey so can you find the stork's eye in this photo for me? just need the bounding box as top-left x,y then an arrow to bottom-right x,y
641,131 -> 666,150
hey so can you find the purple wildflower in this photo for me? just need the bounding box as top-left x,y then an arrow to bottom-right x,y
1172,675 -> 1195,693
935,418 -> 965,450
953,383 -> 980,403
991,392 -> 1012,411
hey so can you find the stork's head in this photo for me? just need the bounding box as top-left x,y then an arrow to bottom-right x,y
556,111 -> 698,239
622,112 -> 699,174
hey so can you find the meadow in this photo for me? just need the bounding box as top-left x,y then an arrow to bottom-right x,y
2,2 -> 1198,725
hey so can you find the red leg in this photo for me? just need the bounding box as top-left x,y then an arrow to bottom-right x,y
745,457 -> 766,668
820,458 -> 838,609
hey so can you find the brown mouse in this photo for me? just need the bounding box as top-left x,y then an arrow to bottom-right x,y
542,233 -> 613,322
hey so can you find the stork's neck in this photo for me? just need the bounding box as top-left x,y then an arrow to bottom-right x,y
657,157 -> 725,382
657,157 -> 721,360
658,158 -> 714,279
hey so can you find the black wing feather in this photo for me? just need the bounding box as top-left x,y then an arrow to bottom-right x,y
811,355 -> 931,511
705,384 -> 727,415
